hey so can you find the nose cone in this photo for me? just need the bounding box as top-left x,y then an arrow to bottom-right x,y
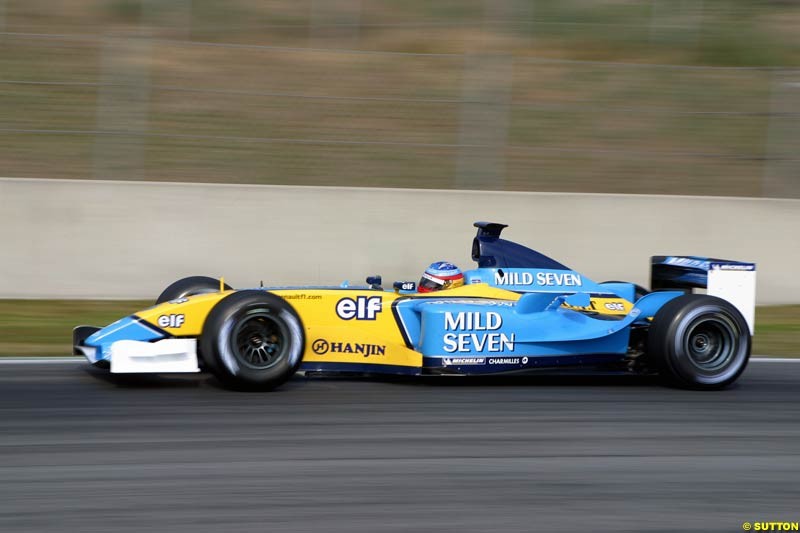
85,315 -> 167,362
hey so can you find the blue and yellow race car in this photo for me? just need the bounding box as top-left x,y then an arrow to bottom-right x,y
74,222 -> 756,390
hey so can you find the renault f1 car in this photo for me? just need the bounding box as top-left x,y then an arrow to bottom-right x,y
73,222 -> 756,390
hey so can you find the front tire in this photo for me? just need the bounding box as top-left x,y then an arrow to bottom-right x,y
200,291 -> 304,391
648,294 -> 750,390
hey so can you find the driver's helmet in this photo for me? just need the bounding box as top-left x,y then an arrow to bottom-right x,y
418,261 -> 465,293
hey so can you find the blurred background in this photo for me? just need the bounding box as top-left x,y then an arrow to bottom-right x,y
1,1 -> 799,356
1,0 -> 799,197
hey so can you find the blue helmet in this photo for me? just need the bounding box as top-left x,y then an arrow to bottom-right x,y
418,261 -> 464,293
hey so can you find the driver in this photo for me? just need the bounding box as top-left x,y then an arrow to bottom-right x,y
418,261 -> 465,293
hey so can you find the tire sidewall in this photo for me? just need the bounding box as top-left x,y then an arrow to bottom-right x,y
201,291 -> 304,390
650,295 -> 751,389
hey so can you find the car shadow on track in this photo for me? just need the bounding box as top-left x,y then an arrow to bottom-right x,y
82,365 -> 660,391
299,371 -> 660,389
83,365 -> 209,389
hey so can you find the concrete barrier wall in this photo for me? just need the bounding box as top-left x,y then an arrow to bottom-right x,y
1,177 -> 797,304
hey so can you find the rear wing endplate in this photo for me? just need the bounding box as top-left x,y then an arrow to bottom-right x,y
651,256 -> 756,334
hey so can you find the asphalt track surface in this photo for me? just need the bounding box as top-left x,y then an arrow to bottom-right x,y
1,360 -> 799,533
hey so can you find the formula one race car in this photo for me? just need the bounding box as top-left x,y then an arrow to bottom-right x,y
74,222 -> 756,390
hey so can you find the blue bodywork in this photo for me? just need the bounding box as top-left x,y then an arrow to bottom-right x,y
81,316 -> 166,364
387,222 -> 685,375
392,284 -> 682,375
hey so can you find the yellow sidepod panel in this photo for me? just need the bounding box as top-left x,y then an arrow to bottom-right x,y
270,290 -> 421,369
414,283 -> 521,302
131,289 -> 420,368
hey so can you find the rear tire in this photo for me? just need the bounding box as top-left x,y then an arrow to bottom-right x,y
648,294 -> 750,390
156,276 -> 232,304
200,291 -> 304,391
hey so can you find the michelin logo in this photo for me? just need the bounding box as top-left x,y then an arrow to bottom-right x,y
442,357 -> 486,366
711,263 -> 755,271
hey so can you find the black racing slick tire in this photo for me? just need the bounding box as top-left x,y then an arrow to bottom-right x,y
199,291 -> 304,391
648,294 -> 751,390
156,276 -> 233,305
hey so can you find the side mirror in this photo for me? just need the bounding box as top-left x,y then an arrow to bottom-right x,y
393,281 -> 416,293
366,275 -> 382,290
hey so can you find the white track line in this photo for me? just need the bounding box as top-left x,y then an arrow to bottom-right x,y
0,356 -> 797,364
0,357 -> 85,363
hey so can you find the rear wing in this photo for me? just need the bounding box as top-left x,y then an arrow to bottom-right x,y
651,256 -> 756,334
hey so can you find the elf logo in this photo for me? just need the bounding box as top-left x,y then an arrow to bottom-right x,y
157,314 -> 185,328
335,296 -> 382,320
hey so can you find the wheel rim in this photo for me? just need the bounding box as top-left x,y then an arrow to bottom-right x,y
683,315 -> 738,372
231,311 -> 286,370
